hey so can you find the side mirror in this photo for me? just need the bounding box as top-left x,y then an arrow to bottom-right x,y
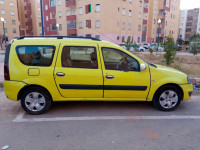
140,63 -> 146,71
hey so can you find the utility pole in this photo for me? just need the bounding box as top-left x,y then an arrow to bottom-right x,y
40,0 -> 44,36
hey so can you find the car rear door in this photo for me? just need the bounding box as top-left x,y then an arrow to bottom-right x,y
54,42 -> 103,98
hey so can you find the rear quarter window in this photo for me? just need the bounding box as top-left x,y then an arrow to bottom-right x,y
16,46 -> 55,66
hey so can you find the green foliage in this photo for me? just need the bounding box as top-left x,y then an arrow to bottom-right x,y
124,37 -> 133,51
149,42 -> 153,55
163,36 -> 176,66
189,34 -> 200,56
132,42 -> 140,52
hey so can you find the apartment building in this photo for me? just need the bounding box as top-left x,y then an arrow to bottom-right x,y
17,0 -> 42,36
0,0 -> 20,42
179,10 -> 188,40
42,0 -> 180,44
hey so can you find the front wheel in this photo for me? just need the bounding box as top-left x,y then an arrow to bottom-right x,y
153,86 -> 182,111
21,87 -> 52,115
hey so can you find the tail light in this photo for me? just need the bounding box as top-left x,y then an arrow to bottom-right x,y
4,44 -> 11,81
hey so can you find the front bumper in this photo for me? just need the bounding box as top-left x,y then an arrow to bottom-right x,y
4,80 -> 27,101
179,84 -> 193,100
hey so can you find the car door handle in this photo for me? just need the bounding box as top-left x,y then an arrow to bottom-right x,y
106,75 -> 114,79
56,72 -> 65,77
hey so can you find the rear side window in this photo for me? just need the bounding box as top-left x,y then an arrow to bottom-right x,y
16,46 -> 55,66
62,46 -> 98,69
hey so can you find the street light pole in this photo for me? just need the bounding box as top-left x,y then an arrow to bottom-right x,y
1,17 -> 6,48
157,19 -> 161,51
40,0 -> 44,36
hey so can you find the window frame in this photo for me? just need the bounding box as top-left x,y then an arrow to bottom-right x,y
15,45 -> 56,67
61,46 -> 99,69
101,47 -> 140,72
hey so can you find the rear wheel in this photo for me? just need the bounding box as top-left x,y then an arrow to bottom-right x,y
153,86 -> 182,111
21,87 -> 52,115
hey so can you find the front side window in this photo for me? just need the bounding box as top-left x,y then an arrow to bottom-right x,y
102,48 -> 140,71
16,46 -> 55,66
62,47 -> 98,69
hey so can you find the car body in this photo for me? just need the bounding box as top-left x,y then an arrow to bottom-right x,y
4,36 -> 193,114
150,44 -> 164,51
143,43 -> 151,49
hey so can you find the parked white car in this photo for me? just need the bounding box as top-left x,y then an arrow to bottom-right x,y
120,44 -> 146,52
150,44 -> 164,51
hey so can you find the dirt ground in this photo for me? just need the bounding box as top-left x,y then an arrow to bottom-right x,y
133,52 -> 200,78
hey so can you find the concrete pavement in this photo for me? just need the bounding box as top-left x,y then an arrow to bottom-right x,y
0,90 -> 200,150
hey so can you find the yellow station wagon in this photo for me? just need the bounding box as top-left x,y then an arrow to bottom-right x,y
4,36 -> 193,115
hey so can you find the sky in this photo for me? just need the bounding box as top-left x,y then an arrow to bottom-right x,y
180,0 -> 200,9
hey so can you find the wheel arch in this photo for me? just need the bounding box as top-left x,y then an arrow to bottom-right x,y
153,83 -> 184,101
17,84 -> 52,101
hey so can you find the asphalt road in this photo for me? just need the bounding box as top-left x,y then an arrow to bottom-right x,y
0,90 -> 200,150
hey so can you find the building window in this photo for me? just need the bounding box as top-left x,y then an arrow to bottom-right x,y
67,10 -> 70,16
122,36 -> 125,42
38,15 -> 41,18
138,25 -> 141,31
47,27 -> 49,32
139,1 -> 142,7
118,7 -> 120,12
128,23 -> 131,30
122,22 -> 125,29
58,0 -> 61,5
79,22 -> 83,28
154,19 -> 156,24
137,37 -> 140,43
129,10 -> 132,16
50,12 -> 56,19
86,20 -> 91,28
46,16 -> 48,21
11,11 -> 15,16
95,35 -> 100,39
122,8 -> 125,15
77,7 -> 82,15
96,4 -> 100,12
129,0 -> 132,3
67,20 -> 76,29
139,13 -> 142,19
51,24 -> 57,31
45,5 -> 48,10
1,10 -> 5,14
95,20 -> 100,28
4,28 -> 7,33
12,20 -> 16,25
13,28 -> 16,33
58,11 -> 61,18
59,24 -> 62,31
10,2 -> 14,7
0,0 -> 4,5
50,0 -> 56,7
142,36 -> 146,42
38,8 -> 40,11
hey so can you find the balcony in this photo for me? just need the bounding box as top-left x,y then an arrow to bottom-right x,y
66,0 -> 76,7
143,7 -> 148,13
144,0 -> 149,3
67,29 -> 77,35
143,19 -> 147,25
66,15 -> 76,21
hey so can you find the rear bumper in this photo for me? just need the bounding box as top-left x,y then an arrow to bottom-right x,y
179,84 -> 193,101
4,80 -> 27,101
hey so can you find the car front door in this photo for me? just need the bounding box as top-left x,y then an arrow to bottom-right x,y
54,44 -> 103,98
100,47 -> 150,100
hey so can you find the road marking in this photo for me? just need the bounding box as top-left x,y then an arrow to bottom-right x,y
13,113 -> 200,123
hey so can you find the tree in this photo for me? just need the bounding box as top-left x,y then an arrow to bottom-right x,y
124,37 -> 133,51
163,36 -> 176,66
189,34 -> 200,56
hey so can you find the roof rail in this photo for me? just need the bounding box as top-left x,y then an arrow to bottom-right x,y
17,36 -> 101,41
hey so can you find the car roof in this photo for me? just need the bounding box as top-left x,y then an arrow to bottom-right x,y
11,37 -> 119,48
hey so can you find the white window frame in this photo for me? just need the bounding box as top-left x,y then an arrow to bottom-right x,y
79,22 -> 83,28
95,20 -> 100,28
66,10 -> 70,16
123,8 -> 125,15
96,4 -> 100,12
129,10 -> 132,16
0,0 -> 4,5
11,11 -> 15,16
122,22 -> 125,29
45,5 -> 48,10
58,11 -> 62,18
1,10 -> 5,14
10,2 -> 14,7
79,7 -> 83,14
58,0 -> 61,6
128,23 -> 131,30
46,16 -> 49,21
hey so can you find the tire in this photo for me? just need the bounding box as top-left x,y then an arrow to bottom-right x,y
140,49 -> 144,52
21,87 -> 52,115
153,85 -> 182,111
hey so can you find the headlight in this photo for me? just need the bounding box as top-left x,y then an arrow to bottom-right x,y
187,77 -> 191,84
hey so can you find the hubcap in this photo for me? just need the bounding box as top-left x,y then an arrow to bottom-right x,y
25,92 -> 46,112
159,90 -> 178,109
